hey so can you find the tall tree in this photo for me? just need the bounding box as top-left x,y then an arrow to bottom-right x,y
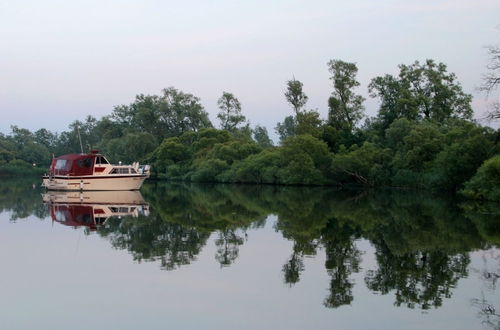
285,78 -> 308,115
217,92 -> 246,132
369,59 -> 473,127
276,77 -> 310,143
327,60 -> 365,130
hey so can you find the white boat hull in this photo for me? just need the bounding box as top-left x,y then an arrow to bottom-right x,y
42,175 -> 148,191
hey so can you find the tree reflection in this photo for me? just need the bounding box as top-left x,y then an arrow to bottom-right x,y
282,249 -> 305,286
470,248 -> 500,329
99,214 -> 210,270
321,220 -> 362,308
365,246 -> 469,309
0,178 -> 498,315
0,177 -> 48,220
215,229 -> 245,267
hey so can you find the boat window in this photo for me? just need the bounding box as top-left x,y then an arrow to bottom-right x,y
78,158 -> 93,168
55,159 -> 67,170
110,207 -> 129,213
110,168 -> 129,174
97,156 -> 109,165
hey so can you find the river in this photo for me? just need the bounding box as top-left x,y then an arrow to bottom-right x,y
0,177 -> 498,330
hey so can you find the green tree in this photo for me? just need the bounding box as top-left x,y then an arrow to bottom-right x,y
276,77 -> 311,143
34,128 -> 57,152
217,92 -> 246,131
252,125 -> 273,148
331,142 -> 391,186
278,135 -> 332,185
275,115 -> 296,143
369,59 -> 473,127
111,87 -> 212,140
296,110 -> 323,137
100,132 -> 157,164
327,59 -> 365,130
461,155 -> 500,201
285,78 -> 308,115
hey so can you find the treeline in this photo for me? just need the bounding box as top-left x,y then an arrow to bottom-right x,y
149,59 -> 499,200
1,59 -> 499,200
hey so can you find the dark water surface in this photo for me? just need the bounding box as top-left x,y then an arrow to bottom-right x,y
0,177 -> 498,330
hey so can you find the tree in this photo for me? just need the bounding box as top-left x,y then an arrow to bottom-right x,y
34,128 -> 57,152
217,92 -> 246,131
100,132 -> 157,164
295,110 -> 323,137
369,59 -> 473,127
252,125 -> 273,148
111,87 -> 212,140
275,115 -> 296,143
285,78 -> 308,115
68,115 -> 99,151
327,60 -> 365,130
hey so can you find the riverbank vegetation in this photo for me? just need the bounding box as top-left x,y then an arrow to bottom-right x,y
1,58 -> 499,200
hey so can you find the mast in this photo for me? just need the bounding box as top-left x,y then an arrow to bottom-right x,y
76,124 -> 84,154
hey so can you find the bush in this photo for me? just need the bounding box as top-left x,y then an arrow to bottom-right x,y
221,149 -> 281,184
191,159 -> 229,182
331,142 -> 391,186
461,155 -> 500,201
278,135 -> 332,185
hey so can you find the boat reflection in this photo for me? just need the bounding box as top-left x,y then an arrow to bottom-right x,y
42,191 -> 149,230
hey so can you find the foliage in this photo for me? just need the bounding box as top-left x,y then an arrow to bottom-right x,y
275,115 -> 296,144
111,87 -> 212,140
331,142 -> 391,186
369,59 -> 472,128
278,135 -> 332,185
0,59 -> 498,196
220,149 -> 281,184
252,125 -> 273,148
461,155 -> 500,201
327,59 -> 365,130
99,132 -> 157,164
217,92 -> 246,131
296,110 -> 323,137
285,78 -> 308,115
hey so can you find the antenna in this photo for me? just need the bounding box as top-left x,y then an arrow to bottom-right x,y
76,124 -> 84,154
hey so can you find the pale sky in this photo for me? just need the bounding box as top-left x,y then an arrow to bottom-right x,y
1,0 -> 499,137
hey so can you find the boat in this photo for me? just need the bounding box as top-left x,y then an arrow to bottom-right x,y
42,190 -> 149,230
42,150 -> 151,191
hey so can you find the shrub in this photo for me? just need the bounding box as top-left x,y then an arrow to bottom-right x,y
461,155 -> 500,201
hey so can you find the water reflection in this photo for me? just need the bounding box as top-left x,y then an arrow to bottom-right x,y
42,190 -> 149,230
0,178 -> 499,316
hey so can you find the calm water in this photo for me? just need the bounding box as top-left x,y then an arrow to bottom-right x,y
0,177 -> 498,330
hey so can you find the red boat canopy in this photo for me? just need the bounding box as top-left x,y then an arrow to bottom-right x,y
49,153 -> 97,176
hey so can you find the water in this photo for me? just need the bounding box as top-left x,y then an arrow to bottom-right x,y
0,178 -> 498,330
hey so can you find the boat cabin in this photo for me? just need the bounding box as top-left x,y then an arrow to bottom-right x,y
49,150 -> 108,176
48,150 -> 144,177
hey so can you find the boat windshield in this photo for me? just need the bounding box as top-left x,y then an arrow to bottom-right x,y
96,156 -> 109,165
55,159 -> 68,170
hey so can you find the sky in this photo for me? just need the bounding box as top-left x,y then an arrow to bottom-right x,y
0,0 -> 499,138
